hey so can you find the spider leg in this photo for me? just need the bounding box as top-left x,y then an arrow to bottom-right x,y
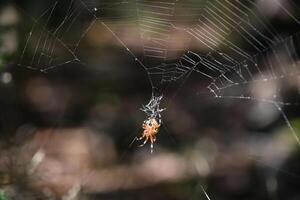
153,136 -> 156,142
137,131 -> 147,141
137,136 -> 144,141
130,134 -> 145,147
129,137 -> 138,147
149,135 -> 157,153
157,113 -> 162,124
150,136 -> 153,144
138,136 -> 148,147
150,142 -> 154,154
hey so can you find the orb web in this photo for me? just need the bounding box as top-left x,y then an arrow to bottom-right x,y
17,0 -> 300,198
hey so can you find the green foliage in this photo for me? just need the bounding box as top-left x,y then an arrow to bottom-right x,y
0,191 -> 10,200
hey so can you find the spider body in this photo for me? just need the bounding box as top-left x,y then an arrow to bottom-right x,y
138,117 -> 160,148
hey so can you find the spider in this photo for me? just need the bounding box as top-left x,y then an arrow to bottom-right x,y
134,95 -> 165,153
137,117 -> 160,150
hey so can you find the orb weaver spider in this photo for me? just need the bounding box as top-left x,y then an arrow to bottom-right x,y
134,95 -> 165,153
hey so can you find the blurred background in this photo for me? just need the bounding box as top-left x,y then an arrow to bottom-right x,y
1,0 -> 300,199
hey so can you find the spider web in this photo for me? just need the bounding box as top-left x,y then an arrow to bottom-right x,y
17,0 -> 300,198
148,0 -> 300,145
